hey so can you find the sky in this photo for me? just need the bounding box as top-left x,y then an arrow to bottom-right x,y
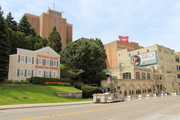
1,0 -> 180,51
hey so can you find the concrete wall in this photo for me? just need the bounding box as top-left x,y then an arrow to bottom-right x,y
56,92 -> 82,99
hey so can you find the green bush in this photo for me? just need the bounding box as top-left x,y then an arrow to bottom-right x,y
73,81 -> 85,89
31,77 -> 71,84
13,80 -> 30,84
81,85 -> 102,98
4,80 -> 13,84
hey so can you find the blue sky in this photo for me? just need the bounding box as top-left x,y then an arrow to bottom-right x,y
1,0 -> 180,51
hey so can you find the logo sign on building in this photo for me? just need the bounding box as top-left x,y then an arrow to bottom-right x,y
118,36 -> 129,43
107,77 -> 110,84
131,51 -> 158,66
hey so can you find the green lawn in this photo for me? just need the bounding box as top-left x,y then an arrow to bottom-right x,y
0,85 -> 92,105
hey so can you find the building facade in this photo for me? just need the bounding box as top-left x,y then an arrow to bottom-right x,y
8,46 -> 60,81
26,9 -> 72,48
102,44 -> 179,95
104,40 -> 143,68
175,52 -> 180,90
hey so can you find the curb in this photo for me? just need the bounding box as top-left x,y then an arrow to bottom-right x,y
0,101 -> 93,110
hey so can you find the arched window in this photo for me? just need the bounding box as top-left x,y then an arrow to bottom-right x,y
123,72 -> 131,79
147,73 -> 150,80
142,72 -> 146,79
136,72 -> 140,79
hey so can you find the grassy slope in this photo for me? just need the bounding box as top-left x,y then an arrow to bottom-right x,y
0,85 -> 91,105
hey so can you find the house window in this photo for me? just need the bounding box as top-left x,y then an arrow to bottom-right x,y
45,71 -> 50,77
147,73 -> 150,80
19,69 -> 25,77
142,73 -> 146,79
147,49 -> 149,52
20,56 -> 25,63
27,70 -> 32,77
46,59 -> 50,66
37,69 -> 42,77
177,74 -> 180,79
176,57 -> 179,62
53,60 -> 57,67
38,58 -> 42,65
53,71 -> 57,78
27,57 -> 32,64
177,66 -> 180,70
123,72 -> 131,79
136,72 -> 140,79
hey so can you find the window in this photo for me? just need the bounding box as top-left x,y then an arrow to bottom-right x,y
147,49 -> 149,52
45,71 -> 50,77
136,72 -> 140,79
147,73 -> 150,80
177,66 -> 180,70
53,71 -> 57,78
138,51 -> 140,54
177,74 -> 180,79
176,57 -> 179,62
142,73 -> 146,79
46,59 -> 50,66
20,56 -> 25,63
123,72 -> 131,79
159,48 -> 161,52
53,60 -> 57,67
37,69 -> 42,77
27,70 -> 32,77
54,18 -> 57,26
27,57 -> 32,64
38,58 -> 42,65
19,69 -> 25,77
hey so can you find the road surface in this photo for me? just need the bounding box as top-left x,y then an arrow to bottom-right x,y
0,96 -> 180,120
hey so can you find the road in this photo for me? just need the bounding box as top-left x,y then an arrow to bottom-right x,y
0,96 -> 180,120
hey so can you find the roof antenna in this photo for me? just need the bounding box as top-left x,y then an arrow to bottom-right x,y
53,2 -> 55,10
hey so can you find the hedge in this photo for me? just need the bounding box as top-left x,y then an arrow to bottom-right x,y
31,77 -> 71,84
73,81 -> 85,89
81,85 -> 102,98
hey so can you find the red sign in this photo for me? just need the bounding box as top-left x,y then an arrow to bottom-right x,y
118,36 -> 129,43
35,65 -> 59,70
107,77 -> 110,84
142,54 -> 147,59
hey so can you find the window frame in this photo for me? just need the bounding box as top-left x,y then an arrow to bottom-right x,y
19,69 -> 25,77
46,59 -> 50,66
38,58 -> 42,65
20,56 -> 25,63
123,72 -> 131,79
27,70 -> 32,77
27,57 -> 32,64
37,69 -> 42,77
53,71 -> 57,78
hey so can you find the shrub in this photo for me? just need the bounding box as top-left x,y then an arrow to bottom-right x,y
31,77 -> 71,85
73,81 -> 85,89
81,85 -> 102,98
4,80 -> 13,84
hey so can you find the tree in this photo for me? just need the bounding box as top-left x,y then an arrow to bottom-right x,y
6,12 -> 17,31
18,14 -> 36,37
60,39 -> 107,83
0,9 -> 10,81
48,26 -> 62,53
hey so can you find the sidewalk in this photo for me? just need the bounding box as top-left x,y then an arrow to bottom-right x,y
0,101 -> 93,110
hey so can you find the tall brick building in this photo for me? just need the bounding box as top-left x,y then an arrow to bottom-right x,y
104,40 -> 143,68
25,9 -> 72,47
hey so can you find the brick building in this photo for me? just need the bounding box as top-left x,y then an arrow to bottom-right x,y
25,9 -> 72,48
104,40 -> 143,68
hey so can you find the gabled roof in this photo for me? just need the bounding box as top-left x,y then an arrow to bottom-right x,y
35,46 -> 60,57
16,46 -> 60,57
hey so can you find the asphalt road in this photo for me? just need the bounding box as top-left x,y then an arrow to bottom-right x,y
1,96 -> 180,120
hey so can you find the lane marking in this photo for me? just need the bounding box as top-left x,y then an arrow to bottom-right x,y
19,97 -> 174,120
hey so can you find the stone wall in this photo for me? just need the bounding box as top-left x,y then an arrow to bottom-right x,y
56,92 -> 82,99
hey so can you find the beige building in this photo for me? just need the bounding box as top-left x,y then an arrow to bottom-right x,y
102,44 -> 179,95
175,52 -> 180,90
8,46 -> 60,81
26,9 -> 72,48
104,40 -> 143,68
